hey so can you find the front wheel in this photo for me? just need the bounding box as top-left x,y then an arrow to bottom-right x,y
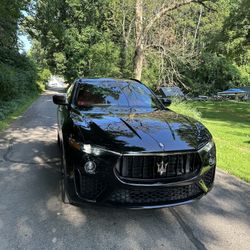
57,133 -> 60,147
60,141 -> 70,204
60,174 -> 70,204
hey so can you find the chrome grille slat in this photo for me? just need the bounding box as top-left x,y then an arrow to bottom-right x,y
117,153 -> 201,180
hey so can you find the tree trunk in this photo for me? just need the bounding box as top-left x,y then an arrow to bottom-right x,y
192,5 -> 203,50
133,0 -> 143,80
133,45 -> 144,80
120,40 -> 128,77
133,0 -> 203,80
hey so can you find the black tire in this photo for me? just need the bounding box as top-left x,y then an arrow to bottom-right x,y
60,174 -> 70,204
57,133 -> 60,147
60,141 -> 70,204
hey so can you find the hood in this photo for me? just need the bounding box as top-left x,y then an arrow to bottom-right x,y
71,108 -> 211,153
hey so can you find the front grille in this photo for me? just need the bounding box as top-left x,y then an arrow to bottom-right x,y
108,168 -> 214,205
116,153 -> 201,180
75,170 -> 106,200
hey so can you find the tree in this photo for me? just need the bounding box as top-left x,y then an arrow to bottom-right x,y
133,0 -> 211,80
220,0 -> 250,64
109,0 -> 135,77
0,0 -> 38,101
24,0 -> 121,81
23,0 -> 250,93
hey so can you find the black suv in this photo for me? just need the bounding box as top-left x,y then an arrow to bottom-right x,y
53,78 -> 216,209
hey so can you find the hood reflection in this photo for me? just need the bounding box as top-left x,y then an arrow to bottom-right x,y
71,107 -> 211,153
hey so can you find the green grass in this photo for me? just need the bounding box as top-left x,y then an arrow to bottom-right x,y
0,94 -> 38,132
170,99 -> 202,121
171,100 -> 250,182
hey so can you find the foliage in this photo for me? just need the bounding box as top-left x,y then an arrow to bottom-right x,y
25,0 -> 120,82
36,68 -> 51,91
0,0 -> 29,49
217,0 -> 250,64
180,52 -> 242,95
0,48 -> 38,101
24,0 -> 250,94
0,0 -> 38,106
237,63 -> 250,85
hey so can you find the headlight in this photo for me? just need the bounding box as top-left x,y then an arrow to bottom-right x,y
198,140 -> 216,166
68,137 -> 121,156
200,140 -> 215,153
81,143 -> 121,156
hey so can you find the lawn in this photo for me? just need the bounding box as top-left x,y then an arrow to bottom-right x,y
171,100 -> 250,183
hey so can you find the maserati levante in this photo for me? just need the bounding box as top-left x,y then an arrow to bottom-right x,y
53,78 -> 216,208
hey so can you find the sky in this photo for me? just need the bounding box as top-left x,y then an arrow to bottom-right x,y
18,10 -> 32,53
19,34 -> 32,53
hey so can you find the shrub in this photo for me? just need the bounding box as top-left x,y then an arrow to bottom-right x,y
0,48 -> 38,102
37,68 -> 51,91
170,98 -> 202,121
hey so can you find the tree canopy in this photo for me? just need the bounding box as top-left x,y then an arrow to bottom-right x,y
1,0 -> 249,96
0,0 -> 38,102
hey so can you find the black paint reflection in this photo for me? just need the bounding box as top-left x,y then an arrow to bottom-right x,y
71,107 -> 211,153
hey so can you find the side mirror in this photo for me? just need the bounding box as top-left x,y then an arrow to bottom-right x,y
53,95 -> 68,105
162,98 -> 172,106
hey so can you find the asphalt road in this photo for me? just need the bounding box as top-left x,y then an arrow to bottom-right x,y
0,91 -> 249,250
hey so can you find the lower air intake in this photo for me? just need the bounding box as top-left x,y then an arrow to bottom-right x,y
75,170 -> 106,200
108,168 -> 215,205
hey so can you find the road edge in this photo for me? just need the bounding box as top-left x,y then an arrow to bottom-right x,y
0,93 -> 40,133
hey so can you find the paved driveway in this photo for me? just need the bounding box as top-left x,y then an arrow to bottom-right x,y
0,91 -> 249,250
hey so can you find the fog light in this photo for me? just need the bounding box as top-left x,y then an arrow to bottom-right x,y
84,161 -> 96,174
208,155 -> 216,166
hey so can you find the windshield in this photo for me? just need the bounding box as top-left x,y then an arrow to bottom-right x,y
75,80 -> 162,109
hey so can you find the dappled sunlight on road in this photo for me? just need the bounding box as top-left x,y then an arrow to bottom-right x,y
0,94 -> 60,166
60,205 -> 87,228
3,129 -> 60,165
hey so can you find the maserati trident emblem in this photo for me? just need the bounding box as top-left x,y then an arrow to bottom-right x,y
157,160 -> 168,176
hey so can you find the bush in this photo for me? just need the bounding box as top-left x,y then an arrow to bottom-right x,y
37,68 -> 51,91
180,52 -> 245,96
170,98 -> 202,121
0,48 -> 38,102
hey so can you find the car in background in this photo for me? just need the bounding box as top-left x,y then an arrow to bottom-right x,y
53,78 -> 216,209
194,95 -> 209,101
158,86 -> 186,100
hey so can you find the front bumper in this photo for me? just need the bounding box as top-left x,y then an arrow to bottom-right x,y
65,140 -> 216,209
66,164 -> 215,209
